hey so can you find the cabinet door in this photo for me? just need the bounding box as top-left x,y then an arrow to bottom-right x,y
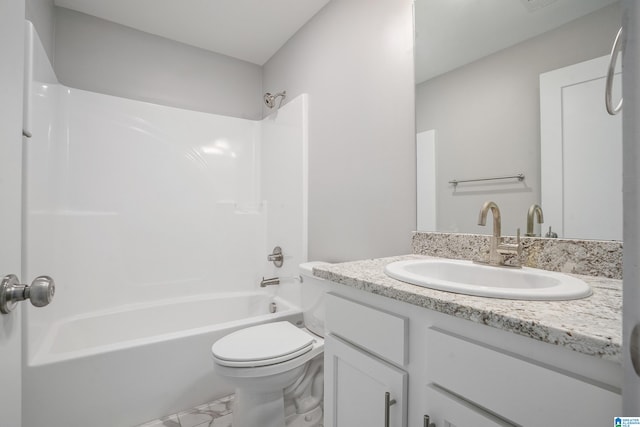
424,385 -> 516,427
324,334 -> 407,427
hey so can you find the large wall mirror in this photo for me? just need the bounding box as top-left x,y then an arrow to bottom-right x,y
415,0 -> 622,240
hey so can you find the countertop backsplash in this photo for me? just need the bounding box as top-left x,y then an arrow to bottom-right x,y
412,232 -> 623,279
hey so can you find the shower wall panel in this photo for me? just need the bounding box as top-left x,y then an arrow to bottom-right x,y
260,96 -> 309,305
23,22 -> 308,365
27,87 -> 264,313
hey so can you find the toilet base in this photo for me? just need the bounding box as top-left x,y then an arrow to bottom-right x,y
285,405 -> 323,427
227,355 -> 324,427
232,388 -> 286,427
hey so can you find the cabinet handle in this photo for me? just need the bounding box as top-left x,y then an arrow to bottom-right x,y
384,391 -> 396,427
424,414 -> 436,427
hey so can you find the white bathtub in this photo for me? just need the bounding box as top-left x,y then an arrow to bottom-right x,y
23,292 -> 303,427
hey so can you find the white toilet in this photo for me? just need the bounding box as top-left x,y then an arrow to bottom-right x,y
211,262 -> 329,427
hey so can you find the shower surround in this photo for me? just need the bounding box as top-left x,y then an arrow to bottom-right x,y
22,22 -> 308,427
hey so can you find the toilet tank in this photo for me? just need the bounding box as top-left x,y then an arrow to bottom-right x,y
299,262 -> 331,337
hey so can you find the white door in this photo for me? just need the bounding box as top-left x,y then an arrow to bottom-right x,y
623,0 -> 640,416
416,130 -> 437,231
0,0 -> 26,426
540,55 -> 622,241
324,334 -> 407,427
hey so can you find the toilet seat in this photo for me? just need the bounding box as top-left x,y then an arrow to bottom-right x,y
212,321 -> 316,368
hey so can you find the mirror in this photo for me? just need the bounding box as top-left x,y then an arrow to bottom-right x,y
415,0 -> 622,240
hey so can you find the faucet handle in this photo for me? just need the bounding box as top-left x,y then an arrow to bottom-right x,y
497,228 -> 522,258
267,246 -> 284,267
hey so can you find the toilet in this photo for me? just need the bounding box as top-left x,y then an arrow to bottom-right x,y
211,262 -> 329,427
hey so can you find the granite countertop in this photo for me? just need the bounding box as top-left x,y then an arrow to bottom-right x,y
313,254 -> 622,363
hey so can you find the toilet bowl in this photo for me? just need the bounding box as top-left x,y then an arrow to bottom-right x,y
211,262 -> 330,427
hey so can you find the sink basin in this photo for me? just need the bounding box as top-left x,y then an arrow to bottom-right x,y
384,259 -> 592,300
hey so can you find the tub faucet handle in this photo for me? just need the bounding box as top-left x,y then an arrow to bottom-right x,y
267,246 -> 284,267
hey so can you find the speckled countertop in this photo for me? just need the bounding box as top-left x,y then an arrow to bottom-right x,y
313,255 -> 622,363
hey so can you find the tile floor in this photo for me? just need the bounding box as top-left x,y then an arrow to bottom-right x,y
136,394 -> 234,427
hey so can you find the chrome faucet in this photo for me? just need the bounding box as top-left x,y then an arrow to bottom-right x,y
525,204 -> 544,237
260,277 -> 280,287
477,201 -> 522,267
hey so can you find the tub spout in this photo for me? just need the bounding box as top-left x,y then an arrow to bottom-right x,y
260,277 -> 280,287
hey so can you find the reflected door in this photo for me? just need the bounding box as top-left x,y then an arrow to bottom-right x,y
417,130 -> 437,231
540,54 -> 622,240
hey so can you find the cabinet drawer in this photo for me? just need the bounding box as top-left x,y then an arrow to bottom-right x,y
425,384 -> 514,427
326,293 -> 408,366
426,327 -> 621,426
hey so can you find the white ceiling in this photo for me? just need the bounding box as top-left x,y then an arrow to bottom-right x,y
415,0 -> 619,83
53,0 -> 331,65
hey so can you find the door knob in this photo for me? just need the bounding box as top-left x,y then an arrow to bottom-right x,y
0,274 -> 55,314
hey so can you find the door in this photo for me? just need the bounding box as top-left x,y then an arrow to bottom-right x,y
324,334 -> 407,427
623,0 -> 640,416
0,0 -> 26,426
416,129 -> 437,231
540,55 -> 622,241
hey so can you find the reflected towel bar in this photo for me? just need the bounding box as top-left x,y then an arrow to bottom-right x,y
449,173 -> 525,188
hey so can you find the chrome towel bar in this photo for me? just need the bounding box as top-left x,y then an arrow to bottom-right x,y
449,173 -> 525,188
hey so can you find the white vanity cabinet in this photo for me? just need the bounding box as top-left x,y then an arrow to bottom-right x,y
322,284 -> 622,427
324,293 -> 408,427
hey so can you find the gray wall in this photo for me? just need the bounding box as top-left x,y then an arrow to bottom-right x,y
25,0 -> 55,64
53,7 -> 263,119
41,1 -> 416,262
263,0 -> 416,262
415,3 -> 621,235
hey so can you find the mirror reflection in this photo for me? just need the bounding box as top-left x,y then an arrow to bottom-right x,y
415,0 -> 622,240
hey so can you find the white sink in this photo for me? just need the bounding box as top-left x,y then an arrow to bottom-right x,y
384,259 -> 592,300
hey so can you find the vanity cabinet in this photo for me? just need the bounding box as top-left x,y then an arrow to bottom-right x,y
324,293 -> 408,427
321,284 -> 622,427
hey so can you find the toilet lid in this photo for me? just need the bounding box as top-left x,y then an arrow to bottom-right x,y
212,321 -> 315,368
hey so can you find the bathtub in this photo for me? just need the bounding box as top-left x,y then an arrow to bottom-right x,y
23,291 -> 303,427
